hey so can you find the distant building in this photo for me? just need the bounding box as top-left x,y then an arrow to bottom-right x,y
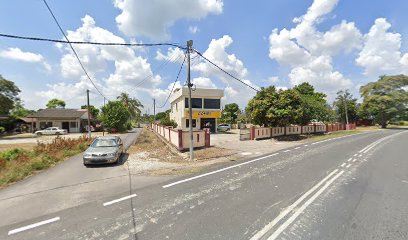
28,108 -> 92,133
169,87 -> 224,133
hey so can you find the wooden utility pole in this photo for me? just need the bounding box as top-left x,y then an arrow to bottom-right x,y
86,89 -> 91,138
153,98 -> 156,122
187,40 -> 194,161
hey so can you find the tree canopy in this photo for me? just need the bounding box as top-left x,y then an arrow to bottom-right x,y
46,98 -> 66,109
333,90 -> 358,123
100,101 -> 130,132
117,92 -> 143,122
0,75 -> 21,115
246,83 -> 330,126
81,105 -> 100,118
221,103 -> 240,124
360,75 -> 408,128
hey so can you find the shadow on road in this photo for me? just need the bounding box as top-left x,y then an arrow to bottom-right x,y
84,152 -> 130,168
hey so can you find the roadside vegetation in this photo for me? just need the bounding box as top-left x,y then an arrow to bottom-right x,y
0,135 -> 93,187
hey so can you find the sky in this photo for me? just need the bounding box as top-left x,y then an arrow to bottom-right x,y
1,0 -> 408,113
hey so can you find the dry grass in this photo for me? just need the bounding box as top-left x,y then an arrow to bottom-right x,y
0,143 -> 36,152
194,147 -> 238,160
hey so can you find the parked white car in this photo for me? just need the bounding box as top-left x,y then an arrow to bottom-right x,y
34,127 -> 67,136
217,124 -> 231,132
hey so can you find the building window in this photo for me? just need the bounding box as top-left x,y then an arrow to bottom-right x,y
70,122 -> 77,128
186,119 -> 197,128
185,98 -> 202,108
40,121 -> 52,129
176,102 -> 178,111
204,99 -> 220,109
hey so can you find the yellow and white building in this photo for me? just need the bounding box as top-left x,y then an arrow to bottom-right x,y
169,87 -> 224,133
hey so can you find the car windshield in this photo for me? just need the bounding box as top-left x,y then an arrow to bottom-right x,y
91,139 -> 117,147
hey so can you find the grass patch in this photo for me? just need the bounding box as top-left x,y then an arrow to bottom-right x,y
303,127 -> 379,142
0,135 -> 93,187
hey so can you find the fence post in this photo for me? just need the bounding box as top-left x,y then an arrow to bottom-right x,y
250,126 -> 255,140
168,128 -> 171,141
205,128 -> 210,147
178,129 -> 183,150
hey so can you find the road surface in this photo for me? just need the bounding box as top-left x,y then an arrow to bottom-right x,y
0,129 -> 407,240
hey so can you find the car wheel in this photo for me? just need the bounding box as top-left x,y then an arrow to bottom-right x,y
36,132 -> 42,136
83,163 -> 90,167
56,132 -> 60,135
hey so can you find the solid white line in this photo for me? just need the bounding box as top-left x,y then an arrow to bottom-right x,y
8,217 -> 60,235
340,163 -> 346,167
294,147 -> 301,150
250,169 -> 339,240
162,153 -> 280,188
283,150 -> 291,152
346,164 -> 352,168
347,158 -> 352,162
267,171 -> 344,240
103,194 -> 137,206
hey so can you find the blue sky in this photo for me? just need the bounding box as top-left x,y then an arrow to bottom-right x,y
1,0 -> 408,112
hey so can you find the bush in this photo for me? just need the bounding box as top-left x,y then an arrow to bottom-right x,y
0,126 -> 5,134
160,118 -> 178,128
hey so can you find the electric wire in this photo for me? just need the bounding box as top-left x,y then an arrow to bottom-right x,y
192,48 -> 259,92
42,0 -> 110,101
157,52 -> 187,108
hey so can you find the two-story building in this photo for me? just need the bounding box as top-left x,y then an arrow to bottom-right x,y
169,87 -> 224,133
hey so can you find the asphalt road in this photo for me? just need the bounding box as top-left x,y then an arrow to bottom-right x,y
1,129 -> 407,240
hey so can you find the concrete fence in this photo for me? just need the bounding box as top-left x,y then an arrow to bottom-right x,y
249,123 -> 356,140
151,123 -> 210,151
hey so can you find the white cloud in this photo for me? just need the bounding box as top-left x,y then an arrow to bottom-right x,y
192,77 -> 217,88
37,15 -> 165,108
356,18 -> 408,75
189,26 -> 200,34
268,0 -> 357,99
155,47 -> 185,63
114,0 -> 223,40
192,35 -> 257,107
268,76 -> 280,83
0,47 -> 52,72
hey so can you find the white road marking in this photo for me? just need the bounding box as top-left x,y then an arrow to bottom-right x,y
347,158 -> 352,162
358,154 -> 363,157
283,150 -> 291,153
294,147 -> 301,150
303,144 -> 308,147
103,194 -> 137,206
353,154 -> 358,157
346,164 -> 352,168
163,153 -> 280,188
250,169 -> 339,240
241,152 -> 252,156
8,217 -> 60,235
352,159 -> 357,162
266,171 -> 344,240
340,163 -> 346,167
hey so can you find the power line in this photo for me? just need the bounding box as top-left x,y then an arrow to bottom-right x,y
157,52 -> 187,108
42,0 -> 111,101
0,33 -> 186,49
193,48 -> 259,92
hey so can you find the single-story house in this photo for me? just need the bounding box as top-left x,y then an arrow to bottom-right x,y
14,117 -> 37,133
28,108 -> 93,133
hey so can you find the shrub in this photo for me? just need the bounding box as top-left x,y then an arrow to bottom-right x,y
160,118 -> 178,128
0,126 -> 5,134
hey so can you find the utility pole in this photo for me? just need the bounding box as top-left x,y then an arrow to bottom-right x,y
86,89 -> 91,138
187,40 -> 194,161
153,98 -> 156,122
102,97 -> 106,136
343,91 -> 349,130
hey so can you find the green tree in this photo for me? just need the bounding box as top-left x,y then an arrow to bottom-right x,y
246,83 -> 330,126
10,102 -> 34,118
100,101 -> 130,132
81,105 -> 100,118
46,98 -> 66,108
117,92 -> 143,122
360,75 -> 408,128
333,90 -> 358,123
155,111 -> 168,121
0,75 -> 21,115
221,103 -> 240,124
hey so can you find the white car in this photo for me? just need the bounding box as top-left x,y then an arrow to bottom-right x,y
217,124 -> 231,132
35,127 -> 67,136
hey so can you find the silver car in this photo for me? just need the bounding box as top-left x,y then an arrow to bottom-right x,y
83,136 -> 124,166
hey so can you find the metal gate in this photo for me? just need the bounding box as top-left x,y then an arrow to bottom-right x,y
239,128 -> 251,141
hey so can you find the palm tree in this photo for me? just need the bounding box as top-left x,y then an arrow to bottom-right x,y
117,92 -> 143,122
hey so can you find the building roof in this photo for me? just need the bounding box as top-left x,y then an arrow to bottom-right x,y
18,117 -> 36,123
170,87 -> 224,103
28,108 -> 91,119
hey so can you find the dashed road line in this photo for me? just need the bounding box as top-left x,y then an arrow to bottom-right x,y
162,153 -> 280,188
352,159 -> 357,162
8,217 -> 60,235
283,150 -> 291,153
353,153 -> 358,157
294,147 -> 301,150
346,164 -> 352,168
103,194 -> 137,206
304,144 -> 308,147
340,163 -> 346,167
347,158 -> 352,162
